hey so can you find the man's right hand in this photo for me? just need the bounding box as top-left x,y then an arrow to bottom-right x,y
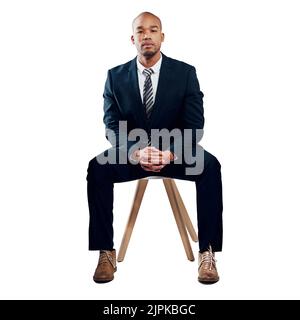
132,146 -> 173,172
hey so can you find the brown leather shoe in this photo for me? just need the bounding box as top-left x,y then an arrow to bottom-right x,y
198,246 -> 219,284
93,249 -> 117,283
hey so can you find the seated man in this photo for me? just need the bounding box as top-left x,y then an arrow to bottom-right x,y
86,11 -> 223,284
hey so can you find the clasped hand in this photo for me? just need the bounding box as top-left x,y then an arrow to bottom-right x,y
133,146 -> 174,172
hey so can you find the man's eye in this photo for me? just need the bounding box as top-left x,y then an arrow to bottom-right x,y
137,31 -> 143,34
151,30 -> 157,32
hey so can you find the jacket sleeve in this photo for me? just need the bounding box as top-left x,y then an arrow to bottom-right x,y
103,70 -> 137,155
169,66 -> 204,156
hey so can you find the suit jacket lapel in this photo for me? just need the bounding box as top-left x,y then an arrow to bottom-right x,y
127,53 -> 172,129
127,58 -> 149,128
148,53 -> 172,128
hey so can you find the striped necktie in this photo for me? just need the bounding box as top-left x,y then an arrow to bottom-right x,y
142,68 -> 154,118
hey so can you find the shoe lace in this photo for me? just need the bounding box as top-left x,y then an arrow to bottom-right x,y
99,251 -> 115,268
199,246 -> 216,271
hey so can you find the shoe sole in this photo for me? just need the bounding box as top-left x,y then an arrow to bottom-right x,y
198,278 -> 219,285
93,277 -> 114,283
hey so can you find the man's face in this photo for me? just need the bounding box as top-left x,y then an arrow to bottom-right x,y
131,14 -> 164,58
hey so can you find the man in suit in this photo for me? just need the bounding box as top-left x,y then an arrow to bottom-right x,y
87,12 -> 223,284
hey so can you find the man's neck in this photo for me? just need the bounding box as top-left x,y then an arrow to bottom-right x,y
138,52 -> 161,68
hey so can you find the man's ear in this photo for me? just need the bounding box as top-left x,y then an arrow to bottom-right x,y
131,35 -> 135,44
161,33 -> 165,42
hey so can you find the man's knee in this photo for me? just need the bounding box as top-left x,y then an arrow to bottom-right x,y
87,154 -> 111,183
204,151 -> 221,171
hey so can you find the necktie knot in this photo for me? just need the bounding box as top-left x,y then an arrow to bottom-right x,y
142,68 -> 154,77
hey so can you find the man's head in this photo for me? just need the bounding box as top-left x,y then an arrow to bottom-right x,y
131,12 -> 164,59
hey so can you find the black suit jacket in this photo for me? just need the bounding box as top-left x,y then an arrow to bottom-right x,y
103,53 -> 204,157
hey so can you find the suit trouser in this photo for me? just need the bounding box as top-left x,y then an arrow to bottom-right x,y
86,149 -> 223,253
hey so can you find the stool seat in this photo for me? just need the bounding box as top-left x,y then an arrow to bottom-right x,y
117,178 -> 198,262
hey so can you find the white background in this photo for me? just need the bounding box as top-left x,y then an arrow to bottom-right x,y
0,0 -> 300,300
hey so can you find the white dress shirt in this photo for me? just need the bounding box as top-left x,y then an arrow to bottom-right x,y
136,53 -> 162,104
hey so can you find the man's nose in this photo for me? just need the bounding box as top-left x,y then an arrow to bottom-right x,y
143,33 -> 151,39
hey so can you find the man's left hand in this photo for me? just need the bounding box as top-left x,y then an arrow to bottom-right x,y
140,147 -> 174,172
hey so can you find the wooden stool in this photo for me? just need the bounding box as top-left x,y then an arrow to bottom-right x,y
117,178 -> 198,262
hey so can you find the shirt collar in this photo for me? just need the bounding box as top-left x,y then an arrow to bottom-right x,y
136,53 -> 162,75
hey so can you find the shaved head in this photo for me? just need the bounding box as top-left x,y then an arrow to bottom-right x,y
131,11 -> 164,64
132,12 -> 162,31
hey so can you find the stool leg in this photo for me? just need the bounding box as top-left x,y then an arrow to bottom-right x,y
163,179 -> 195,261
170,180 -> 198,243
117,179 -> 148,262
